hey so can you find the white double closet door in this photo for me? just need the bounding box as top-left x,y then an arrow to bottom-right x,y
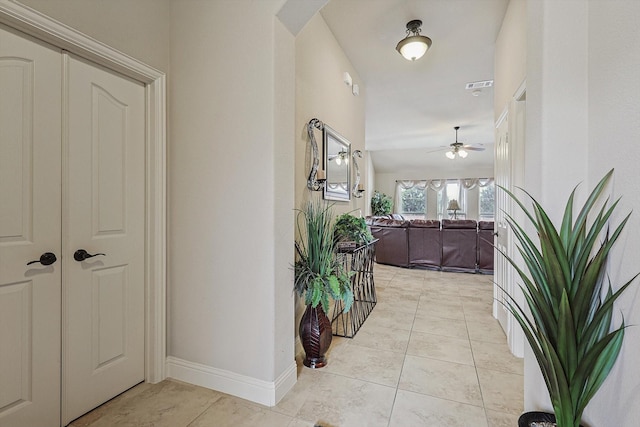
0,25 -> 145,426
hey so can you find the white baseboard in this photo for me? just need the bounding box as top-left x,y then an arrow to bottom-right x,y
165,356 -> 297,407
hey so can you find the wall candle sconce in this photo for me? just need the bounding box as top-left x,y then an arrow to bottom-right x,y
352,149 -> 364,198
307,118 -> 325,191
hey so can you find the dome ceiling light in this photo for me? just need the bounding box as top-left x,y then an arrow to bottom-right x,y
396,20 -> 432,61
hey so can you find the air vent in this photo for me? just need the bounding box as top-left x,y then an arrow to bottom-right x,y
465,80 -> 494,90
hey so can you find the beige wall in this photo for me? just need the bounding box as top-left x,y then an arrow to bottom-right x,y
168,0 -> 295,398
502,0 -> 640,425
20,0 -> 170,72
494,0 -> 526,121
586,2 -> 640,425
295,13 -> 366,218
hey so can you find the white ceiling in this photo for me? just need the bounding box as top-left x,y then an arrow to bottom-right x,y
319,0 -> 509,175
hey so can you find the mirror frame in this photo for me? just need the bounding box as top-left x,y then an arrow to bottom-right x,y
323,125 -> 351,201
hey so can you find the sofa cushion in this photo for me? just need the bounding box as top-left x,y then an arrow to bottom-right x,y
409,219 -> 440,229
478,221 -> 494,230
442,219 -> 477,229
370,218 -> 409,228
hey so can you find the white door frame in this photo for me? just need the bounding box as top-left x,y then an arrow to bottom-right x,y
0,0 -> 167,383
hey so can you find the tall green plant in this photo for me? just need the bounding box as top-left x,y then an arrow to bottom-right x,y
371,191 -> 393,216
500,169 -> 637,427
294,200 -> 354,313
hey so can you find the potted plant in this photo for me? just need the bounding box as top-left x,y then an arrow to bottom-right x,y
294,199 -> 354,368
500,169 -> 637,427
371,191 -> 393,216
334,212 -> 374,248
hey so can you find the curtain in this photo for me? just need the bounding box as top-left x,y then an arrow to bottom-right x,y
394,177 -> 494,219
393,180 -> 427,213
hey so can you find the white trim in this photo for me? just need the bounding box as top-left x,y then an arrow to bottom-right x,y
166,357 -> 298,407
514,78 -> 527,102
0,0 -> 167,383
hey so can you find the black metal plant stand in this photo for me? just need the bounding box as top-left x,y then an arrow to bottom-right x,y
331,239 -> 377,338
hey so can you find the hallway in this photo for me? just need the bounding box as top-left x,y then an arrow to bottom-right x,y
70,264 -> 523,427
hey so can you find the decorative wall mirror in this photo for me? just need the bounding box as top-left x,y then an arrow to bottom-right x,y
323,125 -> 351,201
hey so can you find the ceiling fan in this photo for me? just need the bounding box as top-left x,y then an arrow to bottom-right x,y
444,126 -> 485,159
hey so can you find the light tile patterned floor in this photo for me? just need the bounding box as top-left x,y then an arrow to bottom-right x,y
70,264 -> 523,427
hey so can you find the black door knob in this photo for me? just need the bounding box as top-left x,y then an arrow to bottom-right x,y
27,252 -> 57,266
74,249 -> 106,262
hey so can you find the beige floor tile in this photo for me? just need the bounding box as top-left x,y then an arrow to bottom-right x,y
420,282 -> 461,296
407,330 -> 474,366
375,298 -> 419,314
486,409 -> 521,427
462,298 -> 495,318
471,340 -> 524,374
389,389 -> 488,427
70,379 -> 222,427
412,312 -> 469,339
188,396 -> 292,427
75,264 -> 522,427
477,368 -> 524,415
362,306 -> 416,330
417,298 -> 466,320
389,278 -> 426,292
375,285 -> 421,301
467,316 -> 508,344
399,355 -> 483,407
458,282 -> 494,297
350,322 -> 411,353
286,419 -> 320,427
322,342 -> 405,387
272,369 -> 324,417
294,372 -> 396,427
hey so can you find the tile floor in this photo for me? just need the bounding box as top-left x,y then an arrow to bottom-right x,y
70,264 -> 523,427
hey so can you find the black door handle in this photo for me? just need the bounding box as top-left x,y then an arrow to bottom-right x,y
27,252 -> 57,266
74,249 -> 106,262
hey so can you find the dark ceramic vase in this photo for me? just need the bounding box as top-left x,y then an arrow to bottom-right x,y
299,304 -> 332,368
518,411 -> 585,427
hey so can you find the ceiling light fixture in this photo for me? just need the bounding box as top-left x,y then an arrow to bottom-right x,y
396,20 -> 432,61
446,126 -> 477,159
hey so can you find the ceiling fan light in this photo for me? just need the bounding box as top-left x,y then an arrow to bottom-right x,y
445,151 -> 455,159
396,20 -> 432,61
458,149 -> 468,158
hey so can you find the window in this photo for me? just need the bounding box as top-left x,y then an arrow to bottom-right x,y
437,180 -> 464,219
399,186 -> 425,219
479,182 -> 495,220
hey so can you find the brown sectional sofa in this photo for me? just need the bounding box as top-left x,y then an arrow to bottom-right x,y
366,216 -> 494,274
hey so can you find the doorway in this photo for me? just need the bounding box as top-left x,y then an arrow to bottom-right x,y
0,3 -> 166,426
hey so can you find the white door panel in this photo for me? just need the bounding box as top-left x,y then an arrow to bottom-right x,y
1,26 -> 146,427
0,25 -> 62,427
63,55 -> 145,425
494,116 -> 510,334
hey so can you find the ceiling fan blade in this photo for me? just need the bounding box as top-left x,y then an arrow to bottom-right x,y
425,146 -> 449,154
462,145 -> 485,151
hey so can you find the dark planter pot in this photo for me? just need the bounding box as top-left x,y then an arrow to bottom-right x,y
518,411 -> 585,427
299,304 -> 332,368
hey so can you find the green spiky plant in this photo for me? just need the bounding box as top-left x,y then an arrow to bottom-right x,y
500,169 -> 637,427
294,199 -> 354,314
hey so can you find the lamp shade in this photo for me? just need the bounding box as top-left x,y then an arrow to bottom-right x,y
447,199 -> 461,211
396,20 -> 432,61
396,35 -> 432,61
